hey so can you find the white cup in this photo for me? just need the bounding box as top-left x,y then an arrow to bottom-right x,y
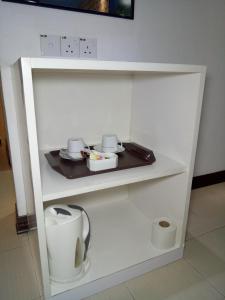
67,138 -> 87,159
102,134 -> 122,153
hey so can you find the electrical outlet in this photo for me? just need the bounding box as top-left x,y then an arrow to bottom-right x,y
40,34 -> 60,56
60,36 -> 79,57
79,38 -> 97,59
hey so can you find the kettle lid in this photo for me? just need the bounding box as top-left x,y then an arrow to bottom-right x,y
45,205 -> 82,225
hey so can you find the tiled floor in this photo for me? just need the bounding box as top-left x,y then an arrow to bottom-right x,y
0,171 -> 41,300
0,170 -> 225,300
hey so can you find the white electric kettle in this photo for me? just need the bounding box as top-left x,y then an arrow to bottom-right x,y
45,204 -> 90,283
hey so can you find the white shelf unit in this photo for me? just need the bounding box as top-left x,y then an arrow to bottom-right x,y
4,58 -> 206,300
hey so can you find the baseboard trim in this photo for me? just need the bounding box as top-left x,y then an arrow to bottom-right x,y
192,170 -> 225,189
15,205 -> 37,234
16,215 -> 29,234
28,214 -> 37,229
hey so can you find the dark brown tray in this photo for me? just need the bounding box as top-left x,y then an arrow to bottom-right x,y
45,143 -> 156,179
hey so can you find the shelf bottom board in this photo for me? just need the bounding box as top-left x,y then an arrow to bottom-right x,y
50,198 -> 181,296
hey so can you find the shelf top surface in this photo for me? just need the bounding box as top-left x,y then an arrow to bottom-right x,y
19,57 -> 206,74
40,151 -> 186,202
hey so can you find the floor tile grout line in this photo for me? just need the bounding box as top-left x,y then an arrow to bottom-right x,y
28,234 -> 43,298
189,209 -> 199,217
184,257 -> 225,298
23,239 -> 43,299
0,243 -> 29,255
186,224 -> 225,241
125,285 -> 135,300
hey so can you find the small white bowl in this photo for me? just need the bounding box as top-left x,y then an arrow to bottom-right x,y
87,153 -> 118,172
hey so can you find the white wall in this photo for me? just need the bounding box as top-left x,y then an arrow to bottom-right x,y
0,0 -> 225,213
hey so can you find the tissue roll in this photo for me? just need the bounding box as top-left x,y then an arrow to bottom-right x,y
151,217 -> 177,250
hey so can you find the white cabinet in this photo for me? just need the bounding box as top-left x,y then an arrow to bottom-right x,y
2,58 -> 206,299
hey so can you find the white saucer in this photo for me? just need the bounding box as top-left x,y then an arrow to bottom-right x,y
59,149 -> 83,161
93,144 -> 125,153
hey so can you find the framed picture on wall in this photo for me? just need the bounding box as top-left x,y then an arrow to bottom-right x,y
2,0 -> 135,19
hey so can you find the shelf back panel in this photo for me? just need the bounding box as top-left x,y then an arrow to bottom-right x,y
32,71 -> 132,150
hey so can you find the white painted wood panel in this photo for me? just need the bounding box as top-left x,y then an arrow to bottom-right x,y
0,67 -> 28,216
20,59 -> 51,298
28,58 -> 205,74
47,196 -> 182,296
33,72 -> 132,149
11,57 -> 205,299
129,173 -> 189,245
131,73 -> 203,165
1,66 -> 34,217
40,151 -> 186,202
51,248 -> 183,300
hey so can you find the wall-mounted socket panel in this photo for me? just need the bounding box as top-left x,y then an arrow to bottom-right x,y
60,36 -> 79,57
80,38 -> 97,59
40,34 -> 97,59
40,34 -> 60,56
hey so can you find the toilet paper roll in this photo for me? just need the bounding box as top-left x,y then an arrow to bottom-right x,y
151,217 -> 177,250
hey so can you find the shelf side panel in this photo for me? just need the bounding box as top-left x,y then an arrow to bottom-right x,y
128,173 -> 189,246
20,59 -> 51,298
131,72 -> 205,167
130,72 -> 206,246
1,65 -> 35,217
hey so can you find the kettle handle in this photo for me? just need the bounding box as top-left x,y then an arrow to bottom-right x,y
82,210 -> 90,241
67,204 -> 90,258
82,210 -> 90,256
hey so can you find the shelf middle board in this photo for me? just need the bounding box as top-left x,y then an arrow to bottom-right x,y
40,151 -> 186,202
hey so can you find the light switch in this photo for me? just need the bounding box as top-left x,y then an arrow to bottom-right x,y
40,34 -> 60,56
